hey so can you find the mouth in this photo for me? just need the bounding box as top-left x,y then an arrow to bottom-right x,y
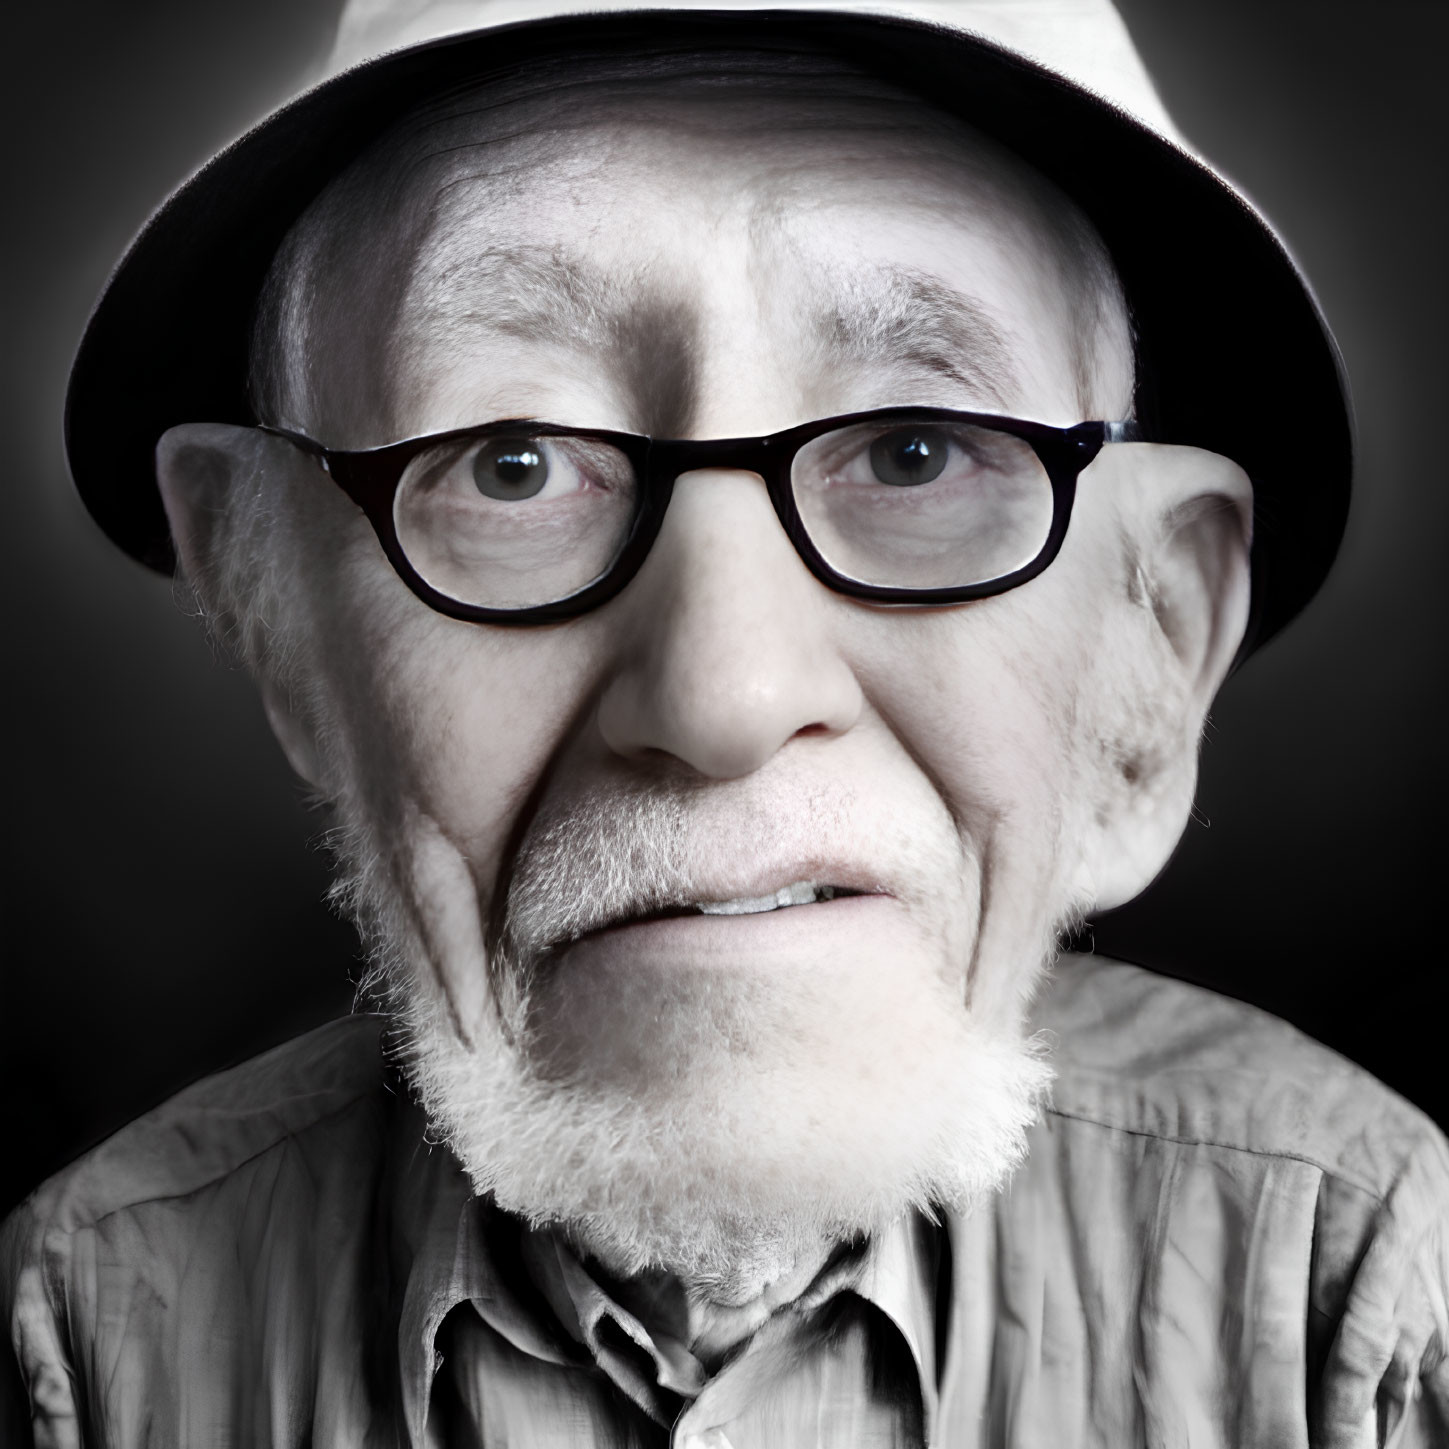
566,880 -> 872,945
695,880 -> 864,916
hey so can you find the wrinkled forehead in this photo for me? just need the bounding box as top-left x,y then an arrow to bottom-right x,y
252,48 -> 1122,438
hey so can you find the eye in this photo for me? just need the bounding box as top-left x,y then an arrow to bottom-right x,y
868,427 -> 951,487
393,429 -> 642,610
473,436 -> 550,499
401,430 -> 632,515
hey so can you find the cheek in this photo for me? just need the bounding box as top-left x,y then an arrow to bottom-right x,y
855,599 -> 1094,832
313,544 -> 612,907
845,538 -> 1123,949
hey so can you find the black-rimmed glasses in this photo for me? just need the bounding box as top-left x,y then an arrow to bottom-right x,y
264,407 -> 1142,625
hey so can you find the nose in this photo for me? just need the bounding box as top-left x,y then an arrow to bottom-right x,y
596,470 -> 864,779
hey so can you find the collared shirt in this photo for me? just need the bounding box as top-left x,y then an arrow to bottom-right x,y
4,955 -> 1448,1447
429,1213 -> 938,1447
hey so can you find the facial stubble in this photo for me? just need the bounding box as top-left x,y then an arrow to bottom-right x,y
340,771 -> 1057,1302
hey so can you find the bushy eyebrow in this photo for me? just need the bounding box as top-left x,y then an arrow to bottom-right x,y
811,263 -> 1019,407
407,237 -> 1016,428
408,238 -> 699,435
422,239 -> 612,345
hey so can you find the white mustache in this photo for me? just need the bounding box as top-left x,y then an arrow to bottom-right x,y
495,768 -> 964,967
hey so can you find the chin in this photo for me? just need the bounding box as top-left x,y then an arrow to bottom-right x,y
392,918 -> 1054,1293
340,768 -> 1058,1291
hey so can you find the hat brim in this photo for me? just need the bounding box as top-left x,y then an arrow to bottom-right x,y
64,7 -> 1351,658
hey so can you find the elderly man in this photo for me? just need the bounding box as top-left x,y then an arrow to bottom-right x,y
4,1 -> 1447,1444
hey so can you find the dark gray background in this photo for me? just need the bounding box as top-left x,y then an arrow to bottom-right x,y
3,0 -> 1445,1215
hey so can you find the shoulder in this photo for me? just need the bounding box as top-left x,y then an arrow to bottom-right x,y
4,1012 -> 390,1242
1,1015 -> 394,1447
1034,953 -> 1447,1200
1024,956 -> 1449,1438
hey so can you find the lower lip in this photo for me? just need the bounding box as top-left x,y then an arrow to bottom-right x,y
554,892 -> 901,971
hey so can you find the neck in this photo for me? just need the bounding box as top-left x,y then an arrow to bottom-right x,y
579,1230 -> 842,1367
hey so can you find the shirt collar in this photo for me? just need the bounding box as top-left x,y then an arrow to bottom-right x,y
857,1207 -> 942,1437
387,1094 -> 943,1445
386,1097 -> 575,1447
521,1230 -> 709,1421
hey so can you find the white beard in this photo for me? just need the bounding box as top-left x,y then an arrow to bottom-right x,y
339,773 -> 1057,1301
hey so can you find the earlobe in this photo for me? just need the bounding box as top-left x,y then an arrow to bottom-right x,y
1078,742 -> 1197,914
260,678 -> 325,791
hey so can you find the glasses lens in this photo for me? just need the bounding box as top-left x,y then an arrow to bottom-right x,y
791,418 -> 1055,589
394,432 -> 641,608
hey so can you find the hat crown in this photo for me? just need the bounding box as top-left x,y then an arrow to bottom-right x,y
328,0 -> 1179,139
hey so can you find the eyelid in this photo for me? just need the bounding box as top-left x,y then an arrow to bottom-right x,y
402,433 -> 555,497
807,420 -> 967,480
455,432 -> 635,500
804,422 -> 898,476
401,435 -> 480,490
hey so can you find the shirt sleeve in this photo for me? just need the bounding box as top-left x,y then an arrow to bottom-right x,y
2,1318 -> 38,1449
1315,1127 -> 1449,1448
1,1199 -> 83,1449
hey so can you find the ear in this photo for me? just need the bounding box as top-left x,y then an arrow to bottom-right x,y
1081,444 -> 1254,911
155,422 -> 326,791
1147,447 -> 1255,722
155,422 -> 273,583
258,677 -> 325,791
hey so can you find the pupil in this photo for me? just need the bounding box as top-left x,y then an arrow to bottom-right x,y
870,428 -> 949,487
474,437 -> 548,499
496,452 -> 535,482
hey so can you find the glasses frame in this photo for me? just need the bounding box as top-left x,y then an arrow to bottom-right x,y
264,406 -> 1141,626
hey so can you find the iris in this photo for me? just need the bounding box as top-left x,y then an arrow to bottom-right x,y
869,427 -> 949,487
474,438 -> 549,499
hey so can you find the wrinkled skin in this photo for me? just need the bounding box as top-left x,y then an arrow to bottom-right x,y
157,74 -> 1252,1324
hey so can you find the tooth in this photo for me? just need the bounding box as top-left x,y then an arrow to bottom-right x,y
697,881 -> 834,916
698,892 -> 780,916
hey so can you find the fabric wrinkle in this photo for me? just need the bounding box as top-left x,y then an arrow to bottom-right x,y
6,962 -> 1449,1447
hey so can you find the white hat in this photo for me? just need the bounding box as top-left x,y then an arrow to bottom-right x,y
65,0 -> 1351,654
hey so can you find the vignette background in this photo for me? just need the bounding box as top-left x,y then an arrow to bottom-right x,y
3,0 -> 1445,1213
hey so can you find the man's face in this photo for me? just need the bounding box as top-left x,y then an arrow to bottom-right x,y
169,63 -> 1235,1291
